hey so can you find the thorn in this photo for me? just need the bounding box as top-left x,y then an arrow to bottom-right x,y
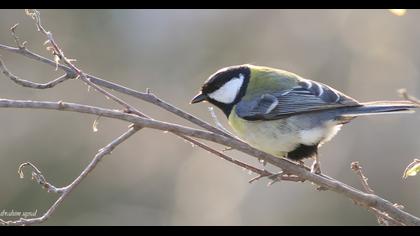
46,46 -> 54,52
54,55 -> 60,71
57,100 -> 64,109
92,116 -> 100,132
351,161 -> 360,171
10,23 -> 19,33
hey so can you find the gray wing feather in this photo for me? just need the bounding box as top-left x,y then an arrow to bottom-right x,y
236,80 -> 360,121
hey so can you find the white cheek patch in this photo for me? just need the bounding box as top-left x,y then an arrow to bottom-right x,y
208,74 -> 244,104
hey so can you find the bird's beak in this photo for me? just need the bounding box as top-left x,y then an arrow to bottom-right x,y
190,92 -> 207,104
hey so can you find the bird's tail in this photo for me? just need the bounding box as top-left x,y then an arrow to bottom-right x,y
341,101 -> 419,117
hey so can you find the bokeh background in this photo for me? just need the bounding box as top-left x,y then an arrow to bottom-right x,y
0,9 -> 419,225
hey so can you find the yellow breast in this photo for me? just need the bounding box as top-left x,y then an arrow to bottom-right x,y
228,109 -> 300,158
227,108 -> 343,158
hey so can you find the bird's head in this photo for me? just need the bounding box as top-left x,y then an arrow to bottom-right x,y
190,65 -> 251,117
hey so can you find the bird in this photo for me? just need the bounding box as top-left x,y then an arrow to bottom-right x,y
190,64 -> 418,174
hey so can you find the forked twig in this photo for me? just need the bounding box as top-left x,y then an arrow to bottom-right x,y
18,162 -> 65,194
1,126 -> 140,226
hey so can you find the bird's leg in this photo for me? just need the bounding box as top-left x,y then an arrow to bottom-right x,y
310,152 -> 321,174
309,153 -> 328,190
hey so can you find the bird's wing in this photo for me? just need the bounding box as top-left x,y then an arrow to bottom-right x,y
235,79 -> 361,121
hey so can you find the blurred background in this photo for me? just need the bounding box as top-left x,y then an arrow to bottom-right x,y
0,9 -> 419,225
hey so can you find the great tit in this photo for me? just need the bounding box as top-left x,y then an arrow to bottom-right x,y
191,64 -> 418,174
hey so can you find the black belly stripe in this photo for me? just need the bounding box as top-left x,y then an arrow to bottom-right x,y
287,144 -> 318,161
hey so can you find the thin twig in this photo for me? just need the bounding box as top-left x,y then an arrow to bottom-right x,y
351,161 -> 374,194
0,41 -> 233,138
25,10 -> 146,118
266,172 -> 306,186
18,162 -> 65,194
351,161 -> 404,226
0,58 -> 71,89
176,134 -> 275,182
369,207 -> 405,226
0,126 -> 140,226
10,23 -> 27,49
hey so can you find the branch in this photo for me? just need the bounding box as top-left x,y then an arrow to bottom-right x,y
1,126 -> 140,226
351,161 -> 374,194
0,98 -> 419,225
0,9 -> 419,226
0,58 -> 71,89
0,41 -> 232,138
1,10 -> 240,163
0,41 -> 256,180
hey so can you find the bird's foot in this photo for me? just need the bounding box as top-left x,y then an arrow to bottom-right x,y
310,157 -> 328,190
310,161 -> 321,175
